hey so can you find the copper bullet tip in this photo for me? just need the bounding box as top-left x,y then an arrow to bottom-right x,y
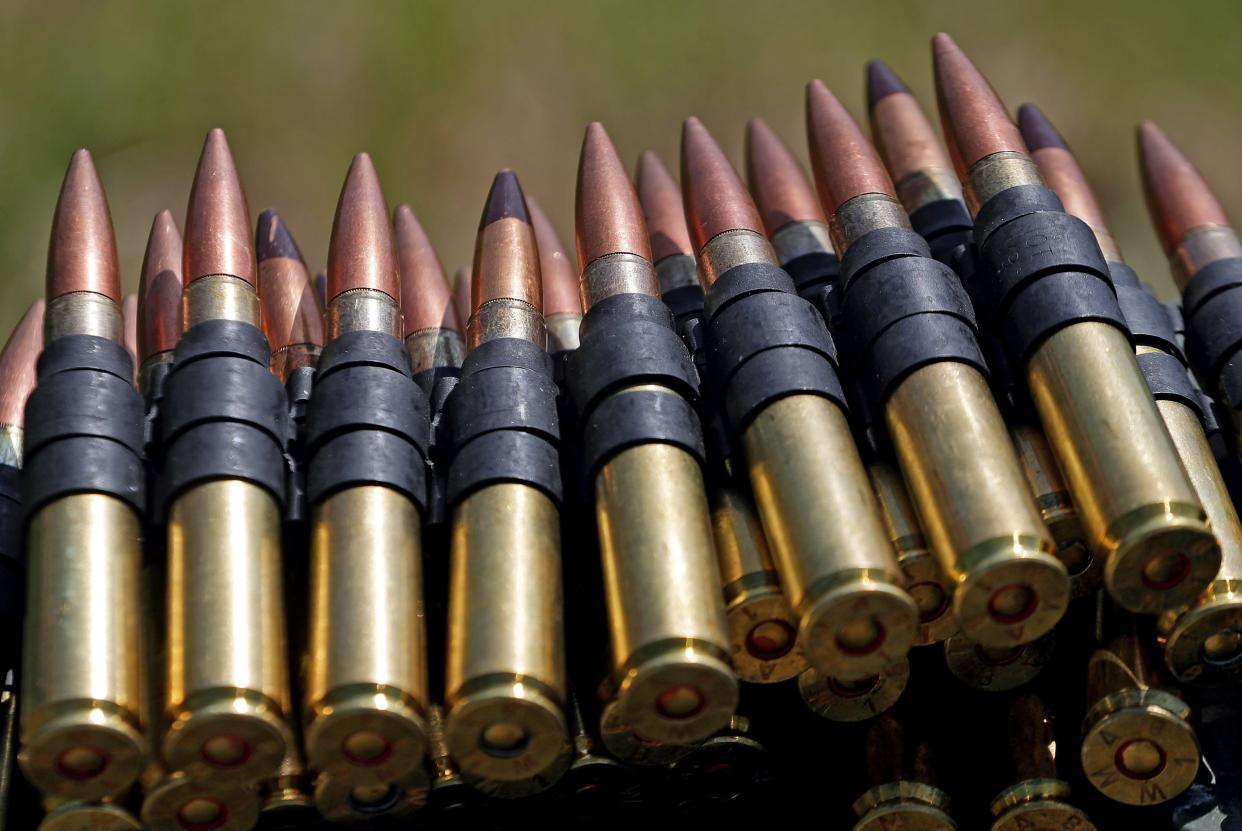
0,300 -> 46,429
256,210 -> 323,353
1016,103 -> 1067,152
121,293 -> 138,370
471,170 -> 541,315
184,128 -> 257,286
138,210 -> 184,363
745,118 -> 827,236
575,121 -> 653,271
1018,105 -> 1111,237
314,271 -> 327,310
327,152 -> 400,304
394,203 -> 461,336
806,79 -> 897,216
866,60 -> 911,109
46,148 -> 121,302
1137,120 -> 1232,256
931,33 -> 1028,177
529,197 -> 582,317
479,169 -> 530,229
452,267 -> 472,331
635,150 -> 694,262
680,116 -> 766,252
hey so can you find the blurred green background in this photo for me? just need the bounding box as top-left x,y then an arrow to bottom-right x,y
1,0 -> 1240,339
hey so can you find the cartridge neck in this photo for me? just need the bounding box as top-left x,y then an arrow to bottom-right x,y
0,425 -> 22,468
770,219 -> 835,267
697,229 -> 778,288
270,344 -> 322,384
326,287 -> 402,340
965,151 -> 1043,216
404,328 -> 466,375
183,274 -> 262,330
45,291 -> 123,344
1172,226 -> 1242,290
579,252 -> 660,310
653,254 -> 700,296
894,168 -> 964,217
138,352 -> 174,399
544,313 -> 581,355
466,297 -> 544,349
830,193 -> 911,253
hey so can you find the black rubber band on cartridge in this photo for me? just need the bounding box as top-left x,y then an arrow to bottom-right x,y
0,464 -> 23,622
909,198 -> 974,248
660,283 -> 707,328
1116,284 -> 1181,359
21,335 -> 145,516
782,251 -> 844,324
839,227 -> 934,289
580,387 -> 704,479
305,329 -> 430,509
1182,259 -> 1242,410
1136,350 -> 1201,416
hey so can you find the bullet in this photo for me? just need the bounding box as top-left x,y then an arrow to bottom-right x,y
304,153 -> 431,790
807,80 -> 1068,647
20,150 -> 148,801
682,116 -> 917,680
851,714 -> 956,831
933,33 -> 1216,614
121,294 -> 138,386
942,631 -> 1054,693
867,61 -> 1100,599
394,203 -> 466,384
1081,606 -> 1199,805
443,169 -> 567,781
451,267 -> 472,335
257,209 -> 323,384
988,693 -> 1095,831
597,699 -> 695,768
136,211 -> 184,399
574,123 -> 736,742
796,658 -> 910,722
140,770 -> 260,831
313,271 -> 327,312
635,150 -> 700,299
1023,104 -> 1242,684
36,800 -> 141,831
530,197 -> 583,356
159,129 -> 291,786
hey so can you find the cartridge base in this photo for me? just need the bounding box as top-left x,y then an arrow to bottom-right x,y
852,783 -> 957,831
162,691 -> 287,786
313,768 -> 430,824
461,744 -> 571,798
1105,504 -> 1222,613
943,632 -> 1055,692
598,700 -> 695,767
612,641 -> 737,745
899,550 -> 957,645
1160,581 -> 1242,685
305,685 -> 428,787
796,659 -> 910,722
1080,689 -> 1199,806
20,704 -> 147,801
990,780 -> 1095,831
38,801 -> 142,831
141,772 -> 260,831
952,543 -> 1068,647
1043,505 -> 1101,600
723,577 -> 805,684
445,676 -> 567,783
799,574 -> 917,681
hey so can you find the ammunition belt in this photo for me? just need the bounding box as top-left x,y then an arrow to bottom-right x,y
974,184 -> 1127,365
305,329 -> 430,510
704,262 -> 845,430
23,334 -> 144,516
1182,256 -> 1242,413
157,320 -> 289,514
443,336 -> 561,504
839,226 -> 986,404
1116,283 -> 1182,359
283,365 -> 315,525
781,249 -> 842,322
568,292 -> 703,478
909,197 -> 975,264
0,464 -> 21,624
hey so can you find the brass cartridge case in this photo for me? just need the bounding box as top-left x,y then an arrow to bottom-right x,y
596,441 -> 736,744
1080,620 -> 1199,806
405,329 -> 465,377
37,800 -> 141,831
942,632 -> 1055,693
558,690 -> 640,816
852,715 -> 956,831
597,699 -> 694,768
797,658 -> 910,723
461,746 -> 571,800
711,483 -> 805,683
445,482 -> 566,781
544,312 -> 582,355
426,705 -> 480,818
868,463 -> 956,644
305,485 -> 428,785
163,479 -> 288,784
313,767 -> 429,824
20,494 -> 147,800
1027,322 -> 1218,615
141,770 -> 260,831
258,740 -> 315,827
743,393 -> 917,680
1156,397 -> 1242,684
888,362 -> 1068,647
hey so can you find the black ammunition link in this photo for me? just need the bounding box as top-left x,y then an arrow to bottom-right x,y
413,364 -> 463,401
1135,351 -> 1201,417
283,366 -> 315,526
0,465 -> 22,626
425,373 -> 460,526
1181,257 -> 1242,414
838,226 -> 986,404
662,283 -> 710,382
974,184 -> 1127,365
1114,282 -> 1182,361
22,334 -> 145,517
909,197 -> 975,261
782,250 -> 844,324
703,262 -> 845,432
305,329 -> 430,510
442,336 -> 561,504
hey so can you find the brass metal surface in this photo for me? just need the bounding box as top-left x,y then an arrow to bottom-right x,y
942,632 -> 1055,693
37,801 -> 142,831
597,699 -> 694,767
445,482 -> 566,781
181,275 -> 261,331
467,298 -> 545,350
797,659 -> 910,722
405,328 -> 466,375
852,781 -> 958,831
543,313 -> 581,355
580,253 -> 660,309
305,485 -> 429,786
698,229 -> 777,288
830,193 -> 912,254
769,220 -> 835,267
313,768 -> 429,824
21,495 -> 146,800
0,426 -> 22,469
45,292 -> 123,344
653,255 -> 701,295
743,393 -> 916,679
1027,322 -> 1218,612
990,783 -> 1095,831
965,152 -> 1043,215
325,288 -> 401,341
141,771 -> 260,831
1171,226 -> 1242,288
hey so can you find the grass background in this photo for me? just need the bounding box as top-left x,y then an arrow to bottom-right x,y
1,0 -> 1239,338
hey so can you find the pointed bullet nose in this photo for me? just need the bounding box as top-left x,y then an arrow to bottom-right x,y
635,150 -> 694,262
931,33 -> 1027,176
184,128 -> 256,286
805,79 -> 896,216
472,170 -> 541,316
257,209 -> 323,354
529,197 -> 582,317
394,203 -> 459,336
680,116 -> 765,252
1020,106 -> 1111,245
745,117 -> 826,234
47,148 -> 121,302
452,267 -> 472,331
327,152 -> 400,304
575,121 -> 652,271
0,299 -> 46,429
866,60 -> 910,110
256,208 -> 304,264
138,210 -> 184,363
480,169 -> 530,229
1016,104 -> 1067,152
1137,120 -> 1232,256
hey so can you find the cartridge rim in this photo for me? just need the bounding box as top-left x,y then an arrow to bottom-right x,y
140,772 -> 260,831
1104,504 -> 1221,613
38,801 -> 143,831
444,680 -> 567,782
162,693 -> 287,786
613,644 -> 738,745
1080,699 -> 1199,805
898,549 -> 958,645
853,797 -> 958,831
1044,509 -> 1103,600
598,699 -> 695,766
725,584 -> 807,684
953,545 -> 1069,648
461,744 -> 572,798
20,705 -> 148,800
559,754 -> 641,815
304,687 -> 428,786
670,733 -> 770,805
799,577 -> 918,681
796,658 -> 909,722
1161,588 -> 1242,685
990,799 -> 1095,831
312,768 -> 430,823
942,632 -> 1055,692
